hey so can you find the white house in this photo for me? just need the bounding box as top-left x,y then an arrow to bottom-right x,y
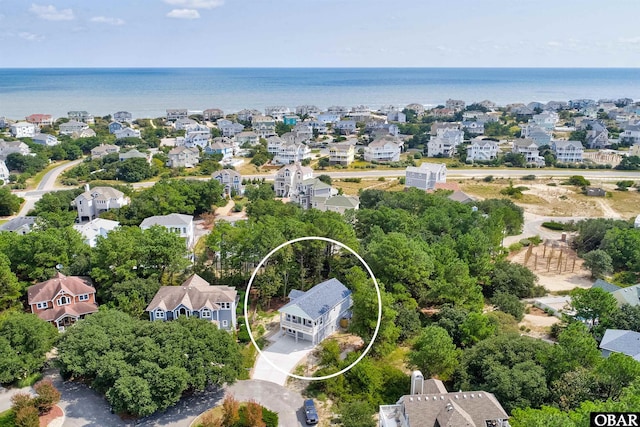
59,120 -> 89,136
91,144 -> 120,159
427,128 -> 464,158
166,109 -> 188,121
252,116 -> 277,138
185,130 -> 211,149
532,111 -> 559,131
10,122 -> 37,138
140,213 -> 195,249
68,111 -> 94,124
114,127 -> 141,139
467,138 -> 499,162
265,106 -> 290,121
146,274 -> 237,331
313,195 -> 360,214
113,111 -> 132,123
234,131 -> 260,146
32,133 -> 59,146
203,108 -> 224,121
212,169 -> 245,197
0,140 -> 31,159
512,139 -> 545,166
291,178 -> 337,210
552,140 -> 584,163
329,143 -> 356,165
166,146 -> 200,168
634,214 -> 640,229
173,118 -> 198,131
279,278 -> 352,344
405,163 -> 447,191
364,136 -> 403,162
73,218 -> 120,248
0,160 -> 10,183
71,185 -> 130,222
273,142 -> 312,165
275,163 -> 313,198
267,136 -> 284,155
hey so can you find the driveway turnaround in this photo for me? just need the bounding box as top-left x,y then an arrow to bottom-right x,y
252,334 -> 315,385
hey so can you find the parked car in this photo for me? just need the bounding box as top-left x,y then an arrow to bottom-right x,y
304,399 -> 318,425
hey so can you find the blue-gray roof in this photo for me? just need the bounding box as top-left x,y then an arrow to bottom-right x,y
288,289 -> 306,300
593,279 -> 621,293
600,329 -> 640,361
280,278 -> 351,321
0,216 -> 36,232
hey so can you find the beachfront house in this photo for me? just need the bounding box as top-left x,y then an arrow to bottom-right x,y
405,163 -> 447,190
68,111 -> 94,124
279,278 -> 352,345
71,185 -> 130,222
146,274 -> 237,331
113,111 -> 132,123
275,163 -> 313,198
27,272 -> 99,331
265,106 -> 289,122
59,120 -> 89,136
10,122 -> 37,138
26,114 -> 53,127
212,169 -> 244,197
166,146 -> 200,168
140,213 -> 195,249
329,143 -> 356,165
296,105 -> 320,117
203,108 -> 224,121
552,140 -> 584,163
167,109 -> 188,121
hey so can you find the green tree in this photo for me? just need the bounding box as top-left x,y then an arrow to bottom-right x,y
0,312 -> 58,384
0,253 -> 21,311
596,353 -> 640,400
601,227 -> 640,272
0,186 -> 23,216
489,260 -> 543,298
408,326 -> 460,380
491,291 -> 525,321
582,249 -> 613,278
550,368 -> 598,411
107,375 -> 157,417
542,322 -> 601,382
459,312 -> 497,347
602,304 -> 640,332
569,287 -> 617,327
340,401 -> 375,427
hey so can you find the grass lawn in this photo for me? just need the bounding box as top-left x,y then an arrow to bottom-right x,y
239,344 -> 257,380
334,177 -> 404,196
606,190 -> 640,218
0,409 -> 15,427
26,159 -> 71,189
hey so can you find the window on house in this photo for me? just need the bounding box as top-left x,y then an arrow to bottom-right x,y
222,320 -> 228,327
156,310 -> 165,318
78,294 -> 89,302
286,314 -> 291,321
201,309 -> 211,318
57,296 -> 71,306
36,302 -> 48,309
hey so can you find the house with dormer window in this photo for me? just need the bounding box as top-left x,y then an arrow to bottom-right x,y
145,274 -> 237,331
279,278 -> 352,344
27,272 -> 98,331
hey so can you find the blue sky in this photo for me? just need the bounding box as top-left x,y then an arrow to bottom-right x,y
1,0 -> 640,67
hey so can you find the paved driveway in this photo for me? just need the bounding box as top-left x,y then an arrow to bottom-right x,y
227,380 -> 307,427
252,334 -> 315,385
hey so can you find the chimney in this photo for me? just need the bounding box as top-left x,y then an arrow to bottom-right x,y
84,183 -> 90,192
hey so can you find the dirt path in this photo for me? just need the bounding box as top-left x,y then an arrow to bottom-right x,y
596,199 -> 622,219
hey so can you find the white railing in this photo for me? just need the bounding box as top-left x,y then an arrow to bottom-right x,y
281,319 -> 314,334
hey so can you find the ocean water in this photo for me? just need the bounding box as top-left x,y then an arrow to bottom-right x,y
1,68 -> 640,120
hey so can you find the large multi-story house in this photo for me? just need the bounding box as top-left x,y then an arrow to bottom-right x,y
334,120 -> 357,135
206,138 -> 235,160
32,133 -> 59,146
552,140 -> 584,163
0,160 -> 9,182
462,121 -> 485,135
512,139 -> 545,166
166,109 -> 188,121
405,163 -> 447,190
10,122 -> 37,138
173,118 -> 198,131
91,144 -> 120,159
59,120 -> 89,135
387,111 -> 406,123
252,116 -> 277,138
273,142 -> 311,165
405,103 -> 425,116
275,163 -> 313,198
185,130 -> 211,149
329,143 -> 356,165
146,274 -> 237,331
217,119 -> 245,138
108,121 -> 124,134
166,146 -> 200,168
265,106 -> 290,122
140,213 -> 195,248
234,131 -> 260,146
445,98 -> 466,111
327,106 -> 349,117
531,111 -> 559,131
467,138 -> 499,162
68,111 -> 94,124
379,373 -> 510,427
27,272 -> 99,331
296,105 -> 320,117
0,140 -> 31,159
580,120 -> 609,149
427,136 -> 457,158
203,108 -> 224,121
291,178 -> 338,210
279,278 -> 352,344
26,114 -> 53,127
113,111 -> 132,123
364,136 -> 403,162
316,113 -> 341,124
267,136 -> 284,156
71,185 -> 130,222
213,169 -> 245,197
520,124 -> 552,147
236,109 -> 260,122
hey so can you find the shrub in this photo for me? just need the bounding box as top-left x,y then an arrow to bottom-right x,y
508,242 -> 523,252
521,174 -> 536,180
343,178 -> 361,183
561,175 -> 590,187
541,221 -> 566,231
483,175 -> 494,182
262,407 -> 279,427
528,235 -> 542,245
33,379 -> 60,415
413,152 -> 422,159
14,405 -> 38,427
519,239 -> 531,247
378,177 -> 385,182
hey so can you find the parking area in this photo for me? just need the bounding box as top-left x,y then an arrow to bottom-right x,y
252,334 -> 315,385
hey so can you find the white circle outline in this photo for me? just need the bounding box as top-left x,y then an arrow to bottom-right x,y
243,236 -> 382,381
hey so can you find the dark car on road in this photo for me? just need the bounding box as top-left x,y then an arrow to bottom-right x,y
304,399 -> 318,425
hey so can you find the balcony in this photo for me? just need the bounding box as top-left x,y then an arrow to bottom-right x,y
281,319 -> 314,334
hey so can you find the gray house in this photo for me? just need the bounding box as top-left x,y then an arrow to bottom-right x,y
279,278 -> 352,344
146,274 -> 237,331
599,329 -> 640,361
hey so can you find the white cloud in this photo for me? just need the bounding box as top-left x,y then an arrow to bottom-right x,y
167,8 -> 200,19
90,16 -> 125,26
19,31 -> 45,41
164,0 -> 223,9
547,41 -> 562,47
29,4 -> 75,21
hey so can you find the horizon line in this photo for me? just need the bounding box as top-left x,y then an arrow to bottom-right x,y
2,66 -> 640,70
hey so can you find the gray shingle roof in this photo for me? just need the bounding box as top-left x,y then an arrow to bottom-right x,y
0,216 -> 36,232
280,278 -> 351,321
600,329 -> 640,361
140,213 -> 193,228
611,284 -> 640,307
145,274 -> 236,312
593,279 -> 621,293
